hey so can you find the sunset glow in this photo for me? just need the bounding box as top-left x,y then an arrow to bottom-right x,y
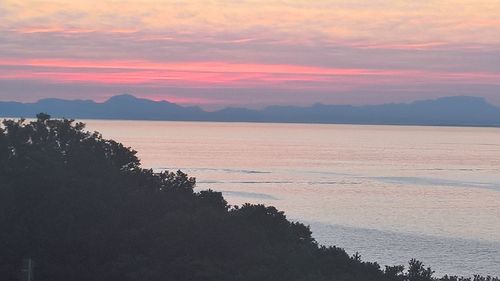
1,0 -> 500,107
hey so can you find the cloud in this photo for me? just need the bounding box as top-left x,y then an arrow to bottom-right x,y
1,0 -> 500,107
3,0 -> 500,44
1,58 -> 500,109
2,58 -> 500,90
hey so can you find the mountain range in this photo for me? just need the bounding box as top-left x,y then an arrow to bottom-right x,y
1,94 -> 500,127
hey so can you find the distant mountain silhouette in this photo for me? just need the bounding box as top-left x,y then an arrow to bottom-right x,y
0,94 -> 207,121
1,94 -> 500,126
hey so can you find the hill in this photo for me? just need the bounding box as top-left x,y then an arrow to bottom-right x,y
1,95 -> 500,126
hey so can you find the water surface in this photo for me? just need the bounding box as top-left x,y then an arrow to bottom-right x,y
85,120 -> 500,276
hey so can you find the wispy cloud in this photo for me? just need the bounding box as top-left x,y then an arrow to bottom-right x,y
1,0 -> 500,107
2,59 -> 500,89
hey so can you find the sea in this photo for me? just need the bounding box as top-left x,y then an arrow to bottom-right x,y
84,120 -> 500,277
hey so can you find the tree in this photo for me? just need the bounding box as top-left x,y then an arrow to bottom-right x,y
408,259 -> 434,281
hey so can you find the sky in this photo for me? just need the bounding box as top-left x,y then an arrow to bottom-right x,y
1,0 -> 500,109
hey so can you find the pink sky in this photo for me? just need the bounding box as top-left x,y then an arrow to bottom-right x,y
1,0 -> 500,108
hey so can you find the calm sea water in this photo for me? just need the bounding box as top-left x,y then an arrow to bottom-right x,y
84,120 -> 500,277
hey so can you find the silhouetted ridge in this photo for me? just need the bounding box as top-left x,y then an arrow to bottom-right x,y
104,93 -> 141,103
1,95 -> 499,126
411,96 -> 491,107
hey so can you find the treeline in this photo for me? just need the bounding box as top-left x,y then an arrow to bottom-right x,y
0,114 -> 497,281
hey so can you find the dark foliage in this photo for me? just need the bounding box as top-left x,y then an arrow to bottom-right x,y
0,114 -> 497,281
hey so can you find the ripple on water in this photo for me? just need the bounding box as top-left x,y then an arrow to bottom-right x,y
308,222 -> 500,277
